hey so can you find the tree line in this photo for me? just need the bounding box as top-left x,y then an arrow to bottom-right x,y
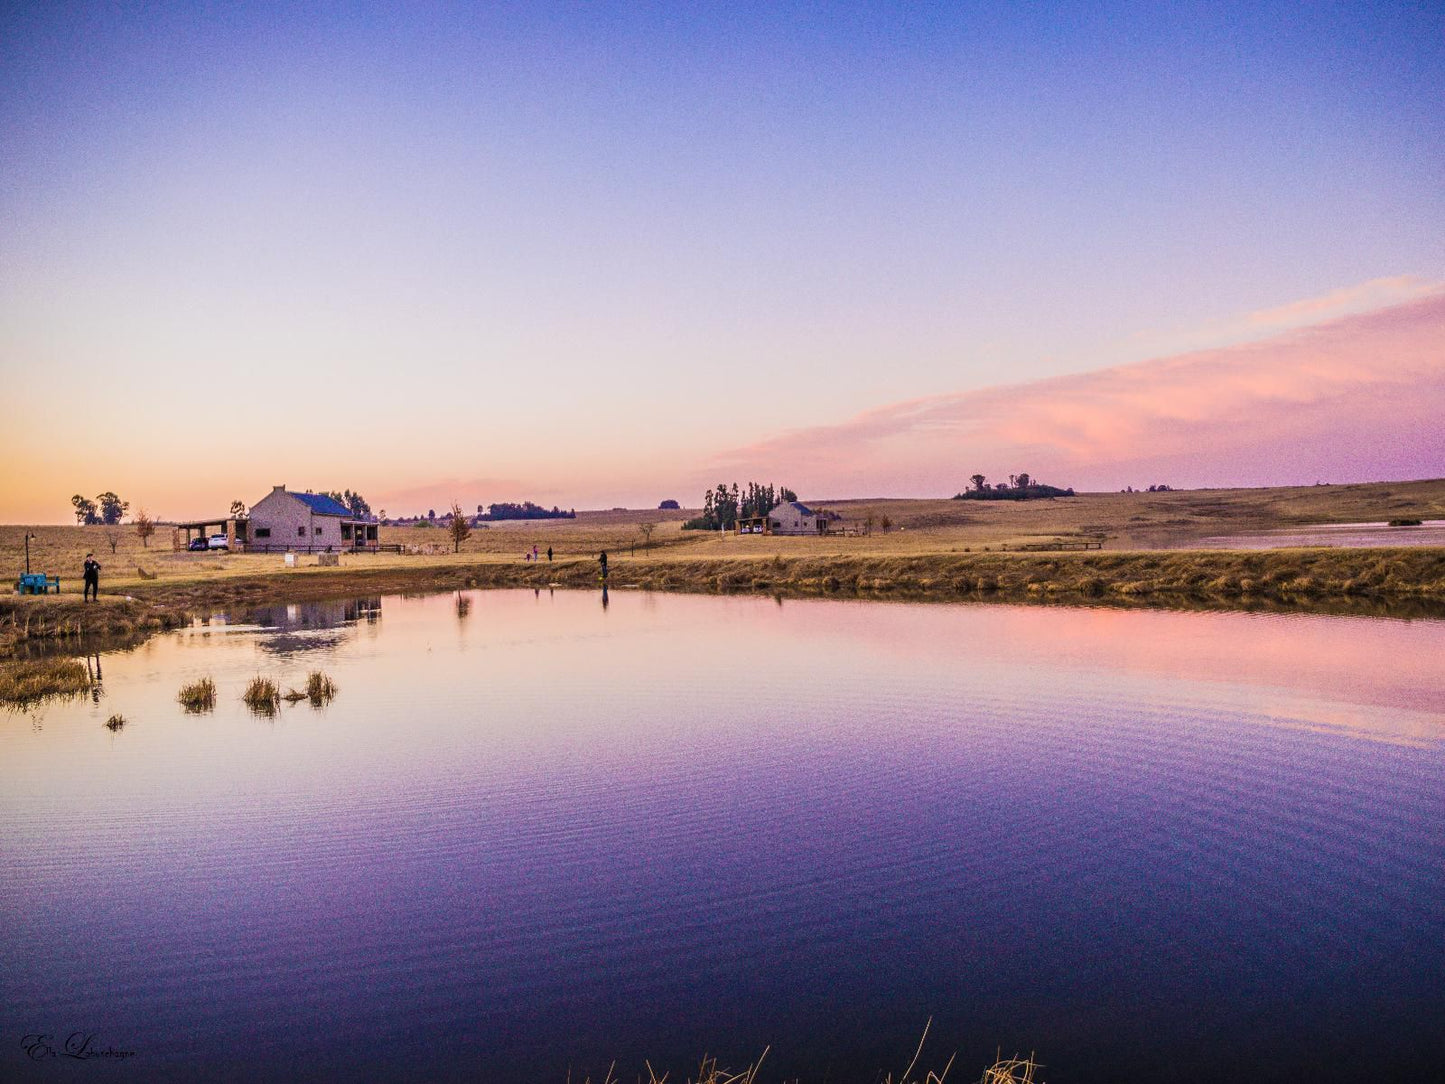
954,474 -> 1075,501
476,502 -> 576,522
684,482 -> 797,530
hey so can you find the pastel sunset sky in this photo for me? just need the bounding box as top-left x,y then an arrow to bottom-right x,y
2,2 -> 1442,521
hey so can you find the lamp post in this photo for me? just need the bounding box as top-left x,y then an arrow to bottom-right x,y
25,532 -> 36,575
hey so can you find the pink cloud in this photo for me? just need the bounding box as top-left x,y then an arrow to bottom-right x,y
710,291 -> 1445,494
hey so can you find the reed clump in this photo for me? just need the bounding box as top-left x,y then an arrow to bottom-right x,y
305,670 -> 337,704
242,675 -> 281,714
0,656 -> 91,706
177,676 -> 217,712
105,713 -> 126,730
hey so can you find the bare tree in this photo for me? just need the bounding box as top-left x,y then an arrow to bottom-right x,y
969,474 -> 987,492
230,499 -> 248,518
880,514 -> 892,532
104,526 -> 122,554
134,508 -> 155,548
447,502 -> 471,553
639,522 -> 656,549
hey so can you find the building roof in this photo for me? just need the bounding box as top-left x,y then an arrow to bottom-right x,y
290,491 -> 352,517
785,500 -> 815,516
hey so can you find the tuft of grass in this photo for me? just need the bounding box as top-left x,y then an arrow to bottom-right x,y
105,713 -> 126,730
305,670 -> 338,705
981,1054 -> 1043,1084
0,656 -> 92,706
282,689 -> 308,703
1388,517 -> 1423,527
242,675 -> 280,715
177,676 -> 217,712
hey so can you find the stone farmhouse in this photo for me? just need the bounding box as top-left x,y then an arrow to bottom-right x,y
247,486 -> 380,553
737,500 -> 841,536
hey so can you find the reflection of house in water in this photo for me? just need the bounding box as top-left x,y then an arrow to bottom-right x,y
248,598 -> 382,655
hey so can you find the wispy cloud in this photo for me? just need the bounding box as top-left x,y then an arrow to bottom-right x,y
710,290 -> 1445,495
1245,275 -> 1441,328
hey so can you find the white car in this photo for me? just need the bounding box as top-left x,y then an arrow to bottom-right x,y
207,534 -> 230,551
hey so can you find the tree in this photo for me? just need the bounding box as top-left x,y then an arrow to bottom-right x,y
880,514 -> 892,532
134,509 -> 155,548
71,494 -> 99,525
1015,473 -> 1031,490
970,474 -> 987,493
447,503 -> 471,552
659,499 -> 680,510
639,522 -> 656,549
230,499 -> 248,518
779,487 -> 798,503
104,526 -> 122,554
96,492 -> 129,525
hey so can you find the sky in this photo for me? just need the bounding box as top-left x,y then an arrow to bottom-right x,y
2,1 -> 1442,520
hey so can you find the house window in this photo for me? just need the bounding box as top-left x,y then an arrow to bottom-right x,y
255,528 -> 271,539
314,527 -> 323,535
297,526 -> 305,537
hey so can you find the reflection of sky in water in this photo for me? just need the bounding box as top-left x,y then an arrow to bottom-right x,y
2,592 -> 1443,1082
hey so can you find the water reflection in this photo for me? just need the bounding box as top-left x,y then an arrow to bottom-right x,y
1,592 -> 1442,1083
248,597 -> 382,655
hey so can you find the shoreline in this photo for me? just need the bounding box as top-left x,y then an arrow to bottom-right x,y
5,546 -> 1444,658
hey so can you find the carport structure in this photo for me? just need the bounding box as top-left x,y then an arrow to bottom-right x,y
172,516 -> 249,551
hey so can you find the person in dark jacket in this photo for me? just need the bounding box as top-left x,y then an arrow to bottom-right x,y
83,553 -> 101,602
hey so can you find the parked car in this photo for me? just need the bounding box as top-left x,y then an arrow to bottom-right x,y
187,537 -> 208,551
208,534 -> 230,551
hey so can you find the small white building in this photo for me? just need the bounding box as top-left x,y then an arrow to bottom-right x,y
766,500 -> 833,535
248,486 -> 379,553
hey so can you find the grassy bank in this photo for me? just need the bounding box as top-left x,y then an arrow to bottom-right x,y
4,545 -> 1441,658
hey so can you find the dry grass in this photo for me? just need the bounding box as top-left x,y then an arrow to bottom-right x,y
572,1020 -> 985,1084
285,670 -> 338,706
177,676 -> 217,712
5,478 -> 1442,600
0,656 -> 91,706
242,675 -> 280,715
305,670 -> 337,704
105,713 -> 126,731
980,1054 -> 1042,1084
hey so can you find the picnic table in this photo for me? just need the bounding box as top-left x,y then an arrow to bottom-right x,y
16,573 -> 60,595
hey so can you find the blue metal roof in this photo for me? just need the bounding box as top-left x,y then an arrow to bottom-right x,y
291,492 -> 352,517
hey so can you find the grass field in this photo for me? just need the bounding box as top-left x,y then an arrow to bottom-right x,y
2,479 -> 1443,661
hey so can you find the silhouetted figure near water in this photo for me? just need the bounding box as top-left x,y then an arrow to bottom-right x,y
599,551 -> 608,580
547,546 -> 553,562
83,553 -> 100,602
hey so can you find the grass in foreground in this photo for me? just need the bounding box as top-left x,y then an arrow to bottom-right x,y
177,676 -> 217,713
0,656 -> 91,706
573,1022 -> 1037,1084
105,713 -> 126,731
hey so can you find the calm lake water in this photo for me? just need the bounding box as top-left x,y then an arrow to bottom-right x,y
3,590 -> 1443,1082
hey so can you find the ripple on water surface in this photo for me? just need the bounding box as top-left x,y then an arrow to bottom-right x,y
2,590 -> 1443,1082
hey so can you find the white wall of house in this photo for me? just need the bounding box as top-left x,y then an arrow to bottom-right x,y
768,501 -> 820,535
249,487 -> 346,550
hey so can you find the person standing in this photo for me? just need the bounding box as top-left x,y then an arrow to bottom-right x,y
598,550 -> 608,580
83,553 -> 101,602
546,546 -> 553,562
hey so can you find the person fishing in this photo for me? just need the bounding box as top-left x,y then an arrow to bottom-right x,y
83,552 -> 101,602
